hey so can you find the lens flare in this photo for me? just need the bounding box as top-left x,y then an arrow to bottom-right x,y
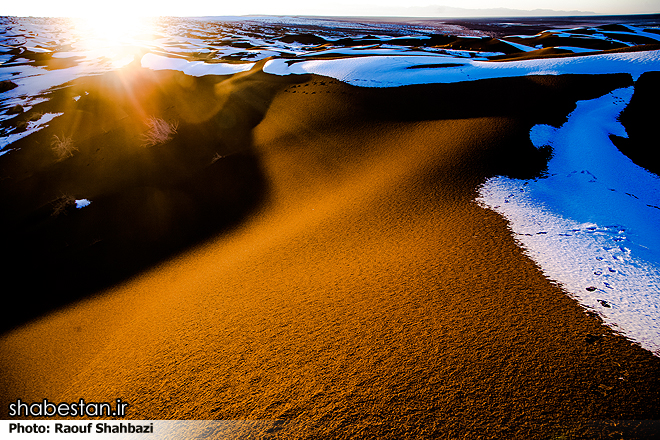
71,15 -> 155,68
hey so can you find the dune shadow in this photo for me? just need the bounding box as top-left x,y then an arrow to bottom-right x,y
0,65 -> 301,332
611,71 -> 660,177
357,72 -> 634,179
0,67 -> 641,331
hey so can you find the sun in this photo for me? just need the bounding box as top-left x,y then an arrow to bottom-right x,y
73,14 -> 154,45
71,14 -> 156,68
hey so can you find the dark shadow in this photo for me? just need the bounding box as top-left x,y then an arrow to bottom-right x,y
611,71 -> 660,177
0,67 -> 639,331
443,14 -> 660,39
0,66 -> 306,332
355,72 -> 633,179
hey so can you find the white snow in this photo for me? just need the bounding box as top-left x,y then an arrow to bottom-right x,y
140,53 -> 254,76
501,40 -> 537,52
603,30 -> 660,43
0,64 -> 87,101
299,47 -> 461,58
0,112 -> 63,150
75,199 -> 91,209
264,49 -> 660,87
477,87 -> 660,355
554,46 -> 599,53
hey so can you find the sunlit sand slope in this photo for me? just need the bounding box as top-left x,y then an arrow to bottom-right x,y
2,72 -> 660,438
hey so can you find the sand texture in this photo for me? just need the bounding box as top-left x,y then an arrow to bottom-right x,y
1,60 -> 660,439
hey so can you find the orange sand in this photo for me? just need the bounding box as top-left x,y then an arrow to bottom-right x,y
1,67 -> 660,438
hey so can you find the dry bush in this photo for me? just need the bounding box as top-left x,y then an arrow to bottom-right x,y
51,135 -> 77,161
141,117 -> 179,147
210,152 -> 225,164
51,193 -> 76,217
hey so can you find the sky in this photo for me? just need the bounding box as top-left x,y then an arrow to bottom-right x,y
1,0 -> 658,18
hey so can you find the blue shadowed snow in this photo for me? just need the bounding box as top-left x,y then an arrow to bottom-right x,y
478,87 -> 660,355
75,199 -> 91,209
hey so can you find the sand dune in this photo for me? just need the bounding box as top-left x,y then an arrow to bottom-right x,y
3,68 -> 660,438
2,16 -> 660,439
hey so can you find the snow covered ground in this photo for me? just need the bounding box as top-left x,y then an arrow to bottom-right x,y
263,49 -> 660,86
478,87 -> 660,355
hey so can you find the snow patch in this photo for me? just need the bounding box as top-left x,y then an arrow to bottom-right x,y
75,199 -> 91,209
0,112 -> 63,151
477,87 -> 660,355
140,53 -> 254,76
264,50 -> 660,87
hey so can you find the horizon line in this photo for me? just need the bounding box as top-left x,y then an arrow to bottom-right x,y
3,11 -> 660,19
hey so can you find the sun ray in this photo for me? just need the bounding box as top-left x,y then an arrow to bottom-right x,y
71,15 -> 156,68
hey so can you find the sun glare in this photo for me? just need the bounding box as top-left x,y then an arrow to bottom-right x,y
74,15 -> 153,45
72,15 -> 156,68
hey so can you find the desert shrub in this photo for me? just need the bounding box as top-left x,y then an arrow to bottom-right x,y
141,116 -> 178,147
51,193 -> 76,217
210,152 -> 225,164
51,134 -> 77,161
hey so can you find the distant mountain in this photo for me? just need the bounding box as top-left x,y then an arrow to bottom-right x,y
435,6 -> 596,17
363,5 -> 597,18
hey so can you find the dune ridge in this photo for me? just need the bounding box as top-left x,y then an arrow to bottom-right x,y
2,16 -> 660,438
2,69 -> 660,438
